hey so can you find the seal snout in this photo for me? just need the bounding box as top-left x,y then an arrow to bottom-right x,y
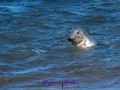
67,36 -> 74,42
67,38 -> 72,41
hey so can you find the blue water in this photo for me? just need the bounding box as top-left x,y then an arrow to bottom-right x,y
0,0 -> 120,90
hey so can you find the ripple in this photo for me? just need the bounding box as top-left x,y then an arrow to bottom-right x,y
0,5 -> 25,13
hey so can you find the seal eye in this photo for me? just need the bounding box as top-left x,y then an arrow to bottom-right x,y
77,32 -> 80,34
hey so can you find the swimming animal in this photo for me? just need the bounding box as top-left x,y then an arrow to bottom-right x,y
67,28 -> 97,48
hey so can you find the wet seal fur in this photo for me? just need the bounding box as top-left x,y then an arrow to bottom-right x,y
67,28 -> 97,48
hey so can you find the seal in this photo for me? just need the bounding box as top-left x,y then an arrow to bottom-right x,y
67,28 -> 97,48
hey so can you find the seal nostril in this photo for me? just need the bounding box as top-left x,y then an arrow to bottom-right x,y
67,38 -> 70,41
67,38 -> 71,41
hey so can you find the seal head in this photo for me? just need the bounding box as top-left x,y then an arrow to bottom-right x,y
67,28 -> 96,48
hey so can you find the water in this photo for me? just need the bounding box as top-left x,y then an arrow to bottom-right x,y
0,0 -> 120,90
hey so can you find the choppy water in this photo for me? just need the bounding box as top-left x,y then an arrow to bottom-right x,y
0,0 -> 120,90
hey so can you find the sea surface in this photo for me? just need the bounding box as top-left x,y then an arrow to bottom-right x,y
0,0 -> 120,90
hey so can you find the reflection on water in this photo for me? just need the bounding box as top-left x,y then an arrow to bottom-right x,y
0,0 -> 120,90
